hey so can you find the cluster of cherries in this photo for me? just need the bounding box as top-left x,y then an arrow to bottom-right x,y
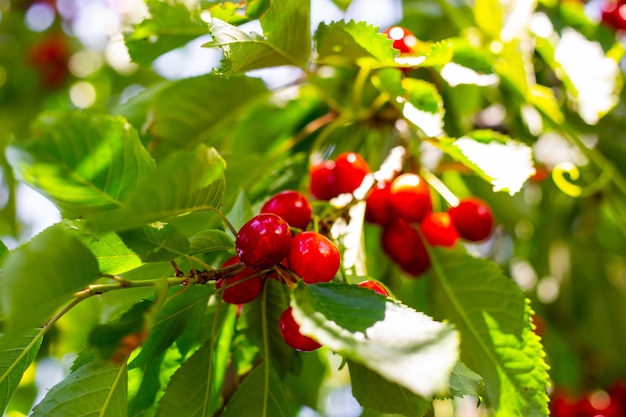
551,382 -> 626,417
216,188 -> 386,351
310,151 -> 494,278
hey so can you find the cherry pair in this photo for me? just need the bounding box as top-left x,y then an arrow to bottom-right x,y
309,152 -> 370,200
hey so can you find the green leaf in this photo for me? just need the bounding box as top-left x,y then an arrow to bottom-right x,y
125,0 -> 209,65
147,74 -> 268,157
394,40 -> 454,69
225,189 -> 253,234
315,20 -> 396,65
30,361 -> 128,417
155,304 -> 237,417
61,220 -> 142,275
205,0 -> 310,74
188,229 -> 233,255
0,225 -> 100,344
207,2 -> 252,25
437,130 -> 535,195
0,330 -> 43,413
7,112 -> 155,219
89,145 -> 226,232
292,283 -> 459,398
330,0 -> 352,10
430,248 -> 549,417
447,361 -> 485,400
221,364 -> 296,417
119,223 -> 190,262
349,361 -> 431,417
131,285 -> 214,368
402,78 -> 445,137
474,0 -> 503,40
0,239 -> 8,268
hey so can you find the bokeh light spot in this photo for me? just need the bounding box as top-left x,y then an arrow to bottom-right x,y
69,81 -> 96,108
25,2 -> 56,32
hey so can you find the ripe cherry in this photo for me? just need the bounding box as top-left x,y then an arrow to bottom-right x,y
236,213 -> 292,269
448,197 -> 494,242
279,307 -> 322,351
381,220 -> 430,277
261,190 -> 312,230
601,1 -> 626,31
334,152 -> 370,194
309,160 -> 339,201
420,212 -> 459,247
365,181 -> 395,226
217,256 -> 262,304
358,280 -> 389,296
287,231 -> 340,284
389,173 -> 432,223
383,26 -> 418,54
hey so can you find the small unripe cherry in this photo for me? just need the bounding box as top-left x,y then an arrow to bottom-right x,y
334,152 -> 370,195
217,256 -> 262,304
358,280 -> 389,296
389,173 -> 432,223
448,197 -> 494,242
236,213 -> 292,269
309,160 -> 339,201
261,190 -> 312,230
420,212 -> 459,247
287,231 -> 340,284
279,307 -> 321,351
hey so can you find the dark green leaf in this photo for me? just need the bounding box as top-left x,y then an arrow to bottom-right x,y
447,361 -> 485,400
221,364 -> 296,417
0,225 -> 100,344
430,248 -> 549,416
315,20 -> 396,65
7,112 -> 155,219
30,361 -> 127,417
292,283 -> 459,398
147,74 -> 268,158
89,145 -> 226,232
0,239 -> 8,268
349,361 -> 431,417
0,330 -> 43,413
125,0 -> 209,65
119,223 -> 190,262
155,304 -> 237,417
131,285 -> 214,368
128,351 -> 165,417
188,229 -> 234,255
330,0 -> 352,11
61,220 -> 142,275
205,0 -> 310,73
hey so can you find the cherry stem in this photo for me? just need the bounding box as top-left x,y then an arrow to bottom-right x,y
421,169 -> 460,207
204,206 -> 238,237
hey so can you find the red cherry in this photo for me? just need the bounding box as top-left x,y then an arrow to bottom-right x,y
334,152 -> 370,195
261,190 -> 312,230
287,231 -> 340,284
383,26 -> 418,54
381,220 -> 430,277
601,1 -> 626,31
358,280 -> 389,296
550,391 -> 581,417
217,256 -> 262,304
420,212 -> 459,247
448,197 -> 494,242
236,213 -> 292,270
365,181 -> 395,226
309,160 -> 339,201
279,307 -> 321,351
27,34 -> 70,89
389,173 -> 433,223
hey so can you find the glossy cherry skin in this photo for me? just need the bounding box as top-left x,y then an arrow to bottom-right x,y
334,152 -> 370,195
358,280 -> 389,296
381,220 -> 430,277
309,160 -> 339,201
236,213 -> 292,270
365,181 -> 395,226
389,173 -> 433,223
420,212 -> 459,247
601,1 -> 626,31
287,231 -> 340,284
261,190 -> 312,230
279,307 -> 322,351
448,197 -> 494,242
383,26 -> 417,54
217,256 -> 262,304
